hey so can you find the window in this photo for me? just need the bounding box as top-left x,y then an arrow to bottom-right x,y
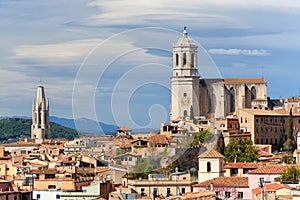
243,169 -> 249,174
207,162 -> 211,172
181,188 -> 186,194
153,188 -> 158,197
129,157 -> 132,161
37,194 -> 41,199
266,139 -> 268,144
191,53 -> 194,67
141,188 -> 146,196
183,93 -> 187,97
232,168 -> 238,175
230,88 -> 235,113
167,188 -> 171,197
261,139 -> 263,144
183,110 -> 188,117
183,53 -> 187,66
48,185 -> 56,189
225,192 -> 230,198
175,54 -> 179,66
56,194 -> 60,199
240,117 -> 243,123
251,87 -> 256,100
238,192 -> 243,199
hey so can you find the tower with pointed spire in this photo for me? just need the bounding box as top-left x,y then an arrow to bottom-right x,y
170,27 -> 200,120
31,86 -> 50,143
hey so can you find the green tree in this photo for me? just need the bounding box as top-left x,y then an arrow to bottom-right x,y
279,166 -> 300,183
224,139 -> 259,162
190,106 -> 194,120
192,129 -> 213,146
283,108 -> 296,152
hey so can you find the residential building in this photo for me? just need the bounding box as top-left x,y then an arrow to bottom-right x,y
125,172 -> 192,199
238,108 -> 300,145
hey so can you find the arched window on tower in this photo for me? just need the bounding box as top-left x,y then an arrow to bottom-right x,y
230,88 -> 235,113
175,53 -> 179,66
251,87 -> 256,100
207,162 -> 211,172
183,110 -> 188,117
191,53 -> 194,67
183,53 -> 187,66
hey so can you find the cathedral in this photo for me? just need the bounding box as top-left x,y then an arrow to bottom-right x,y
170,28 -> 268,121
31,85 -> 50,143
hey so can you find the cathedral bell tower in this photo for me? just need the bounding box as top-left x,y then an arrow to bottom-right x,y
170,27 -> 200,120
31,86 -> 50,143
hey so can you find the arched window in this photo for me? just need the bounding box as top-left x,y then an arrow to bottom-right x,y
230,88 -> 235,113
175,53 -> 179,66
176,72 -> 178,76
208,93 -> 215,113
191,53 -> 194,67
183,110 -> 188,117
207,162 -> 211,172
183,53 -> 187,66
251,87 -> 256,100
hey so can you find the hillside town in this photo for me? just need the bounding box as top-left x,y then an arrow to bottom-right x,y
1,29 -> 300,200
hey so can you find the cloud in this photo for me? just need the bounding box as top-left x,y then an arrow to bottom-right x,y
208,48 -> 271,56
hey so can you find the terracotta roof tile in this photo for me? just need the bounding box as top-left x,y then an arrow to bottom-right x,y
181,191 -> 216,200
252,183 -> 292,195
149,134 -> 168,145
224,162 -> 263,169
224,78 -> 265,84
194,177 -> 248,188
198,149 -> 224,158
248,164 -> 300,174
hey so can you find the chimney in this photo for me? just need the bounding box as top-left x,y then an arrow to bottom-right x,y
210,183 -> 214,190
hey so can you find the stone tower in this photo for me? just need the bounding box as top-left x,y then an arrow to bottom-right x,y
170,27 -> 200,120
31,86 -> 50,143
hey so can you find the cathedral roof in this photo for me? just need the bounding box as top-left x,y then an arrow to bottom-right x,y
223,78 -> 265,84
174,27 -> 197,48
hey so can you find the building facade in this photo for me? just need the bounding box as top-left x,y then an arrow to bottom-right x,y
170,28 -> 268,121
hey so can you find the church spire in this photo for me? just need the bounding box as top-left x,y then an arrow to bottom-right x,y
31,85 -> 50,143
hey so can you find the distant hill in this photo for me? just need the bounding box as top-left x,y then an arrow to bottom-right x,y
0,118 -> 80,143
49,116 -> 119,134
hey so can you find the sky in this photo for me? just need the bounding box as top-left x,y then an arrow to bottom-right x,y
1,0 -> 300,129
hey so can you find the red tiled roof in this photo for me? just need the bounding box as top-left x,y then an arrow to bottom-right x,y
181,191 -> 216,200
194,177 -> 248,188
149,134 -> 168,145
248,164 -> 300,174
198,149 -> 224,158
224,78 -> 265,84
252,183 -> 292,195
224,162 -> 263,169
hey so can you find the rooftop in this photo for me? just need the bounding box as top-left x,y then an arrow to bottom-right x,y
249,164 -> 300,174
198,149 -> 224,158
194,177 -> 248,188
252,183 -> 292,195
223,78 -> 265,84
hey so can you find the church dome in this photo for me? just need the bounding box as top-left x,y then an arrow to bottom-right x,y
174,27 -> 198,48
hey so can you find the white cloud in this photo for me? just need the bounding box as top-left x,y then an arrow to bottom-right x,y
208,48 -> 271,56
11,39 -> 101,61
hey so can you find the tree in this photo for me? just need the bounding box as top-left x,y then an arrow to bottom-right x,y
283,108 -> 296,152
192,129 -> 213,146
190,106 -> 194,120
279,166 -> 300,183
224,139 -> 259,162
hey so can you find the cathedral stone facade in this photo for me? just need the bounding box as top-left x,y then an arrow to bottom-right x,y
170,28 -> 267,121
31,86 -> 50,143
